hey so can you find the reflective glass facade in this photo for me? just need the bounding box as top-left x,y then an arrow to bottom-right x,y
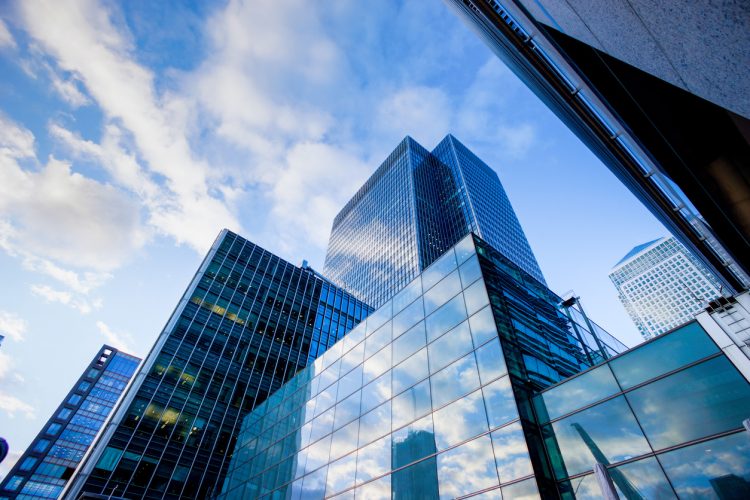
64,230 -> 370,499
534,321 -> 750,498
0,346 -> 140,499
324,135 -> 544,308
219,234 -> 623,499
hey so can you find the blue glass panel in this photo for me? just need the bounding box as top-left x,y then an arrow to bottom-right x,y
304,434 -> 332,474
337,364 -> 363,403
392,379 -> 432,430
436,434 -> 499,498
425,293 -> 468,343
658,432 -> 750,498
358,401 -> 391,447
329,420 -> 359,462
325,453 -> 357,497
355,473 -> 390,498
463,279 -> 490,316
422,249 -> 457,291
458,254 -> 482,288
393,348 -> 429,395
490,422 -> 533,483
610,322 -> 718,389
433,389 -> 489,450
501,477 -> 540,499
391,414 -> 436,469
393,276 -> 422,316
626,356 -> 750,450
423,270 -> 462,316
391,456 -> 439,499
534,364 -> 620,423
453,234 -> 476,265
300,464 -> 327,499
363,346 -> 391,385
430,351 -> 481,408
392,297 -> 425,339
482,376 -> 519,429
546,396 -> 651,479
610,456 -> 676,499
334,390 -> 361,430
427,320 -> 473,374
366,322 -> 392,359
339,342 -> 364,376
475,338 -> 507,384
393,321 -> 426,365
356,434 -> 391,484
361,371 -> 391,415
468,306 -> 498,346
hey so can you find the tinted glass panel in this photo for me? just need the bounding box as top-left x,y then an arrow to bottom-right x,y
482,376 -> 519,429
425,294 -> 467,343
391,456 -> 440,499
463,279 -> 490,315
393,348 -> 428,395
427,320 -> 473,374
423,270 -> 462,316
391,414 -> 436,469
392,298 -> 425,339
392,379 -> 432,430
458,255 -> 482,288
393,276 -> 422,316
475,338 -> 507,384
626,356 -> 750,449
535,364 -> 620,423
392,321 -> 426,365
430,351 -> 481,408
468,306 -> 498,346
432,389 -> 488,450
356,434 -> 391,484
610,322 -> 718,389
490,422 -> 533,483
611,456 -> 676,499
325,453 -> 356,497
422,249 -> 457,291
436,435 -> 499,498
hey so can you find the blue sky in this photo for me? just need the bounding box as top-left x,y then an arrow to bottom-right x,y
0,0 -> 666,476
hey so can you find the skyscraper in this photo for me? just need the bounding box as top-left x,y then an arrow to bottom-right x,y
63,230 -> 370,499
445,0 -> 750,293
218,234 -> 750,499
609,236 -> 723,339
0,345 -> 140,499
324,134 -> 544,308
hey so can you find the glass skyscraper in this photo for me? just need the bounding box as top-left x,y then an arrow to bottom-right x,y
609,236 -> 723,340
0,345 -> 140,499
324,134 -> 544,308
63,230 -> 370,500
218,234 -> 750,499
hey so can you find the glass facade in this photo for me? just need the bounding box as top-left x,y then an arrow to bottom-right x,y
0,346 -> 140,499
535,321 -> 750,499
219,234 -> 624,499
324,135 -> 545,308
64,230 -> 371,500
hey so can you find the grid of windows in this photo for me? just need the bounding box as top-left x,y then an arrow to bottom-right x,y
0,347 -> 140,499
66,230 -> 371,500
220,235 -> 540,499
324,135 -> 546,309
609,236 -> 723,339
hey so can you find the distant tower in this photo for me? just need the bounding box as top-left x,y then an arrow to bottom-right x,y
324,134 -> 544,307
609,236 -> 723,339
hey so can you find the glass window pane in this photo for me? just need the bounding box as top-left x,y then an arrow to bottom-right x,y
366,322 -> 392,359
475,338 -> 507,385
534,364 -> 620,423
433,389 -> 489,450
545,396 -> 651,479
430,351 -> 481,409
309,407 -> 335,444
392,297 -> 425,339
658,431 -> 750,498
339,342 -> 364,375
392,414 -> 437,469
355,473 -> 391,498
463,279 -> 490,316
393,348 -> 429,395
392,379 -> 432,430
626,356 -> 750,450
334,390 -> 361,430
358,401 -> 391,447
469,306 -> 498,346
422,249 -> 457,291
425,294 -> 467,343
393,321 -> 426,365
325,453 -> 357,497
366,299 -> 392,334
361,371 -> 391,415
356,434 -> 391,484
423,270 -> 462,316
436,434 -> 499,498
391,456 -> 440,499
305,434 -> 332,474
610,322 -> 718,389
393,276 -> 422,316
315,382 -> 338,417
610,456 -> 676,499
337,364 -> 363,403
342,324 -> 365,353
428,320 -> 473,374
490,422 -> 533,483
329,420 -> 359,462
363,346 -> 391,385
501,477 -> 540,499
453,234 -> 476,265
301,464 -> 328,498
459,254 -> 482,288
482,376 -> 519,429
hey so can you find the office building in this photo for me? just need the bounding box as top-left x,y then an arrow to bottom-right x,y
445,0 -> 750,293
324,134 -> 544,308
609,236 -> 723,340
0,346 -> 140,499
218,235 -> 750,499
63,230 -> 370,500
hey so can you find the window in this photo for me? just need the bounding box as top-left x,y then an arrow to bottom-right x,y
57,408 -> 72,420
19,457 -> 37,471
68,394 -> 82,405
33,439 -> 50,453
46,423 -> 62,435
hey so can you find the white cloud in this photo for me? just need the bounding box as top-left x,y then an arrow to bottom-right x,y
0,18 -> 15,49
376,86 -> 451,147
96,320 -> 135,354
0,311 -> 27,342
0,351 -> 34,420
49,73 -> 90,107
30,284 -> 101,314
0,392 -> 35,419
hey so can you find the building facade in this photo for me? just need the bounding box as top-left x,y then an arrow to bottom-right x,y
0,346 -> 140,499
218,235 -> 750,499
445,0 -> 750,293
324,134 -> 544,308
609,236 -> 723,339
63,230 -> 370,500
218,233 -> 626,499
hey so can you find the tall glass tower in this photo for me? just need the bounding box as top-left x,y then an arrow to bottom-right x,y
324,134 -> 544,308
0,346 -> 140,499
64,230 -> 370,500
